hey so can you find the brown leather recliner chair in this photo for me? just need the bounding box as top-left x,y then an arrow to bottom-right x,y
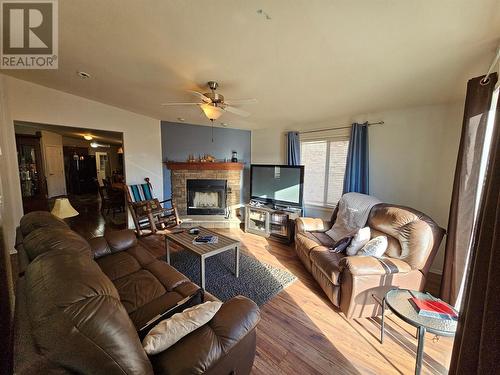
295,203 -> 445,318
14,211 -> 260,374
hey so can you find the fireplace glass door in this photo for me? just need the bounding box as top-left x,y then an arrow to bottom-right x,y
187,179 -> 227,215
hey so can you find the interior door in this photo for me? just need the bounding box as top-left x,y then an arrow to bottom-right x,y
95,152 -> 109,185
45,145 -> 66,198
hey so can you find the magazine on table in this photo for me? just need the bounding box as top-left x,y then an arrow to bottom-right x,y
192,235 -> 219,245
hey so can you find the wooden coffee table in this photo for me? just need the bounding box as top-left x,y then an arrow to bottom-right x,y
164,227 -> 240,290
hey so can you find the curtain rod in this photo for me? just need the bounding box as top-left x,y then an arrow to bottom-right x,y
296,121 -> 384,135
481,47 -> 500,85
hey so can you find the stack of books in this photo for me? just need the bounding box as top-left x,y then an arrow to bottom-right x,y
192,235 -> 219,245
409,293 -> 458,321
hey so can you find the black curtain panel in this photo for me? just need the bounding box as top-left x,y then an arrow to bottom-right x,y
449,75 -> 499,374
440,73 -> 498,305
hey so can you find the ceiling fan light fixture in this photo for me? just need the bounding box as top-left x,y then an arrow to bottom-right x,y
200,104 -> 223,120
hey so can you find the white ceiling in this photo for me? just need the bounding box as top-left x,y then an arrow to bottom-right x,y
3,0 -> 500,130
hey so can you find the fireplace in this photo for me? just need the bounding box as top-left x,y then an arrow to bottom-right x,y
187,179 -> 227,215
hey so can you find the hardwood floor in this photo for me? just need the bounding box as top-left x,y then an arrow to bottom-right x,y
22,195 -> 454,375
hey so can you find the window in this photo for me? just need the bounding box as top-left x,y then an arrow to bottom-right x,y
300,137 -> 349,207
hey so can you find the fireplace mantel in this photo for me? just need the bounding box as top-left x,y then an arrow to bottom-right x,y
165,161 -> 244,171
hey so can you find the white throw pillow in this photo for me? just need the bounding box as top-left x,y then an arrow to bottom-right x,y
346,227 -> 371,256
357,236 -> 388,258
142,301 -> 223,355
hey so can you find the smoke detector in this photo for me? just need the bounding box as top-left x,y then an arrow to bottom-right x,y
77,71 -> 91,79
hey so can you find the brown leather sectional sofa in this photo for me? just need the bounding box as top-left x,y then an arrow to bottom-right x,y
13,211 -> 260,374
295,203 -> 445,318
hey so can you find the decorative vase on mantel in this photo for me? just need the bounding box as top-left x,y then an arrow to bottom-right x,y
231,151 -> 238,162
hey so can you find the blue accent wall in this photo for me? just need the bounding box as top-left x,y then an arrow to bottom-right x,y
161,121 -> 251,204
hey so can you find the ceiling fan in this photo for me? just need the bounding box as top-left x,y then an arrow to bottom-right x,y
161,81 -> 257,121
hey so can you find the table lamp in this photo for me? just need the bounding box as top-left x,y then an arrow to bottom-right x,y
51,197 -> 79,219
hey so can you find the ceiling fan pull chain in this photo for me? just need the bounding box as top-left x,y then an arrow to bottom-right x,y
211,119 -> 214,142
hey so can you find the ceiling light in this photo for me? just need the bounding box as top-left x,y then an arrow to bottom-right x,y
200,104 -> 223,121
83,135 -> 93,140
77,71 -> 91,79
221,123 -> 228,127
90,142 -> 110,148
177,117 -> 185,122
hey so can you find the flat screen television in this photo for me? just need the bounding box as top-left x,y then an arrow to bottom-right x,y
250,164 -> 304,207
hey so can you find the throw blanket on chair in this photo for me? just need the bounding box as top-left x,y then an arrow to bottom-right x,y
325,192 -> 381,241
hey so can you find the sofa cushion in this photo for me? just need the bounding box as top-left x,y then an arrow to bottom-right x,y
346,227 -> 371,255
23,227 -> 91,261
309,247 -> 345,285
96,243 -> 193,327
305,231 -> 337,248
357,236 -> 388,258
25,249 -> 153,375
129,281 -> 201,329
96,250 -> 142,280
143,260 -> 190,291
143,301 -> 223,355
114,269 -> 167,313
19,211 -> 69,236
295,232 -> 322,252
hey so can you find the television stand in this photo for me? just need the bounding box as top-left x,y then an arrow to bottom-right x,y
244,204 -> 302,244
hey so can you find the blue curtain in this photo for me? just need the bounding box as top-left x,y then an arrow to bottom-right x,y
287,131 -> 300,165
343,122 -> 369,194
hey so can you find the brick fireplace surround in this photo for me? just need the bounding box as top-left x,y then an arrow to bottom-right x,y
165,162 -> 244,228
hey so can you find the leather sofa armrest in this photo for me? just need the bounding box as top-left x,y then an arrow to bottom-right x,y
208,296 -> 260,349
339,256 -> 412,276
296,217 -> 331,233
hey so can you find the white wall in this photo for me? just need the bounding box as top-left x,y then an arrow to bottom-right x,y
0,75 -> 162,251
363,104 -> 463,274
252,102 -> 464,274
0,76 -> 22,255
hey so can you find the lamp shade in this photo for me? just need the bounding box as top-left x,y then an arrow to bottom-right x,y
200,104 -> 223,120
51,198 -> 79,219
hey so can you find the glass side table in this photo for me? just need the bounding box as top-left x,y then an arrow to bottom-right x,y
374,289 -> 458,375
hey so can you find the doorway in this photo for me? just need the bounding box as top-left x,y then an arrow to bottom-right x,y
44,144 -> 66,198
95,151 -> 109,186
14,122 -> 126,230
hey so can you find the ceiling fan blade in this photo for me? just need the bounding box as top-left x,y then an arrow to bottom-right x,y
223,105 -> 250,117
224,98 -> 257,105
188,90 -> 212,103
161,102 -> 201,106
